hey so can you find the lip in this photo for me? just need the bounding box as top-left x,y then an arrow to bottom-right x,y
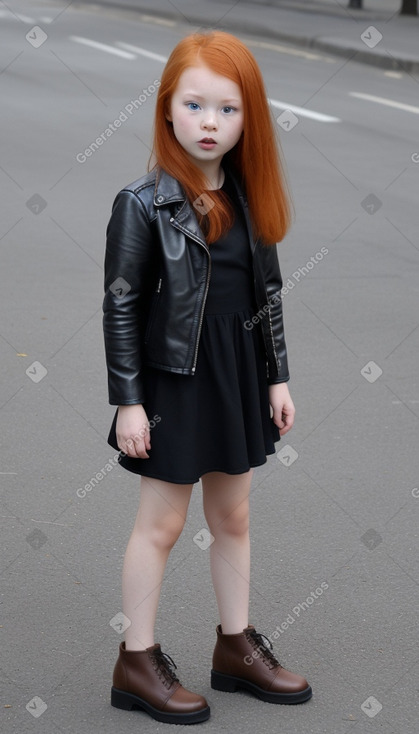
197,138 -> 217,150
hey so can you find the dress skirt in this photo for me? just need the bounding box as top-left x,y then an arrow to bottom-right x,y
107,170 -> 281,484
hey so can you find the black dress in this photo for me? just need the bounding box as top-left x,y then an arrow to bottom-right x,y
107,170 -> 281,483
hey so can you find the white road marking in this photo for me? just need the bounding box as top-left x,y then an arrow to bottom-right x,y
116,42 -> 168,63
69,36 -> 137,59
16,14 -> 35,23
138,14 -> 175,27
268,98 -> 341,122
349,91 -> 419,115
0,10 -> 52,22
246,38 -> 335,63
383,71 -> 403,79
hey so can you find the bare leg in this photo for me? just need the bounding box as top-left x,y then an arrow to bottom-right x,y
122,476 -> 194,651
202,470 -> 253,635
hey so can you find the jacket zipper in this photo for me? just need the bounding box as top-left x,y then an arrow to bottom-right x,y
169,217 -> 211,374
255,267 -> 280,376
267,307 -> 279,372
246,200 -> 279,371
264,286 -> 280,374
144,278 -> 163,344
192,256 -> 211,374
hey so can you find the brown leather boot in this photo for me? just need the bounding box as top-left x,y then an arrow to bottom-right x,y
111,641 -> 210,724
211,624 -> 312,704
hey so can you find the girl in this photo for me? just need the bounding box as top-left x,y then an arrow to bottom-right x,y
103,30 -> 312,725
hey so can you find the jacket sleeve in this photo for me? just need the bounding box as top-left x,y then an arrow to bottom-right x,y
103,189 -> 157,405
258,242 -> 290,384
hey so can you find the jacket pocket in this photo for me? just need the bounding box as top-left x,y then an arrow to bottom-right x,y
144,278 -> 162,344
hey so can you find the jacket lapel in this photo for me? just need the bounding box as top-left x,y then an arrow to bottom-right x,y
153,166 -> 256,252
153,168 -> 207,248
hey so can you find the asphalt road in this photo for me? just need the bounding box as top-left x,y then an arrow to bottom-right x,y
1,2 -> 418,733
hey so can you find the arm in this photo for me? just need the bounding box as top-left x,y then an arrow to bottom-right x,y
103,190 -> 157,457
257,241 -> 289,384
259,243 -> 294,434
103,189 -> 156,405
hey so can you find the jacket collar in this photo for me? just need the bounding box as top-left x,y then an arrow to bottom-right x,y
153,166 -> 256,251
153,167 -> 186,206
153,166 -> 247,205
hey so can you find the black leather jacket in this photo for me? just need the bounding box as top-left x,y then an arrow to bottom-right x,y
103,166 -> 289,405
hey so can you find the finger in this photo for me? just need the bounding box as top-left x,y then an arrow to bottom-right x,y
134,429 -> 150,457
126,434 -> 146,458
279,414 -> 294,435
273,410 -> 285,429
119,440 -> 149,459
118,439 -> 135,456
279,419 -> 293,435
283,411 -> 295,430
116,436 -> 128,455
119,436 -> 139,458
134,440 -> 149,459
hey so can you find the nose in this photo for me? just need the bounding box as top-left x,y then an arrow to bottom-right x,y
201,112 -> 218,131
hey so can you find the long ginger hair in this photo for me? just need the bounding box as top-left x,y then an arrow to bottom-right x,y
150,31 -> 292,245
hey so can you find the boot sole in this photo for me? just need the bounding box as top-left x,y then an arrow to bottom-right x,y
211,670 -> 312,704
111,686 -> 210,724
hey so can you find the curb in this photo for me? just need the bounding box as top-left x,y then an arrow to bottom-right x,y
75,0 -> 419,75
297,37 -> 419,74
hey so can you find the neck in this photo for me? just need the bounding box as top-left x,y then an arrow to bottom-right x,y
190,157 -> 225,190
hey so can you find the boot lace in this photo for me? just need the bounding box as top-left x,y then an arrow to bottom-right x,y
150,647 -> 180,689
246,629 -> 282,670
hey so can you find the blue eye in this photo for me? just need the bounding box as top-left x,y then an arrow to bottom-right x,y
186,102 -> 201,111
222,106 -> 236,114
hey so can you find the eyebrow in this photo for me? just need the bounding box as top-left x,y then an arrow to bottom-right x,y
181,92 -> 241,104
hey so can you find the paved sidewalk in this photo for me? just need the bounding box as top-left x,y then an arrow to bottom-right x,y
76,0 -> 419,73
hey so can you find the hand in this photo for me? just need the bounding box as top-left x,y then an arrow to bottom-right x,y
116,404 -> 151,458
269,383 -> 295,436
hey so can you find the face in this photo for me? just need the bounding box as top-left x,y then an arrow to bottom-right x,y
167,65 -> 244,174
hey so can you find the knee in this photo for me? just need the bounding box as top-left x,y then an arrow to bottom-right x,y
141,515 -> 186,551
205,502 -> 249,538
